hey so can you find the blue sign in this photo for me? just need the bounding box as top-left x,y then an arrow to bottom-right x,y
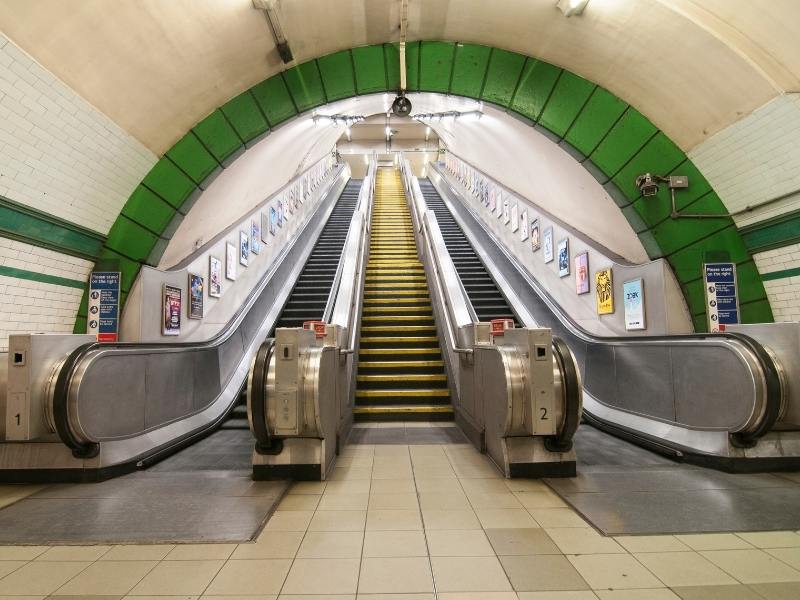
88,272 -> 121,342
703,263 -> 739,332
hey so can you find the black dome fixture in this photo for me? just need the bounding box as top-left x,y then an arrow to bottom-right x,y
391,93 -> 412,117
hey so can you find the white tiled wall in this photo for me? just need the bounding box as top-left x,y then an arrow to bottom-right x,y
0,237 -> 92,351
688,94 -> 800,227
0,33 -> 156,234
753,243 -> 800,323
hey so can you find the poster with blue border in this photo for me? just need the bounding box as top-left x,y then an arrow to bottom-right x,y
87,271 -> 120,342
704,262 -> 739,332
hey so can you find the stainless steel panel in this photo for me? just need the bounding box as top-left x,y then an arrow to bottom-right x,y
78,354 -> 147,439
144,352 -> 196,430
613,345 -> 675,422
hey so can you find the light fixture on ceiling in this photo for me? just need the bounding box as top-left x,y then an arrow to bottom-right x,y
385,126 -> 394,139
425,126 -> 431,140
252,0 -> 294,63
345,127 -> 351,142
312,114 -> 365,126
556,0 -> 590,17
364,154 -> 369,165
413,110 -> 483,122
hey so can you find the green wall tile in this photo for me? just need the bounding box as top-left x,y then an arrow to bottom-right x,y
450,43 -> 491,98
141,158 -> 196,210
667,227 -> 750,283
166,131 -> 218,185
98,249 -> 141,293
564,87 -> 627,156
741,210 -> 800,253
251,75 -> 297,125
352,45 -> 386,94
590,109 -> 658,179
671,159 -> 713,209
653,205 -> 732,257
192,109 -> 242,163
318,50 -> 356,101
283,60 -> 326,112
538,71 -> 594,138
220,91 -> 268,143
384,43 -> 401,91
104,217 -> 159,263
481,49 -> 525,106
419,41 -> 456,93
404,41 -> 420,91
509,59 -> 561,121
612,133 -> 686,200
735,261 -> 769,304
121,186 -> 176,235
740,298 -> 774,324
692,313 -> 708,333
73,315 -> 87,335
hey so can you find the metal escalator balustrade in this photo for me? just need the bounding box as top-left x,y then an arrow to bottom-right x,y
354,169 -> 453,421
274,180 -> 361,329
418,179 -> 517,325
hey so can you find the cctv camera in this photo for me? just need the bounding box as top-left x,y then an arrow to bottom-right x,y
392,94 -> 412,117
635,173 -> 660,197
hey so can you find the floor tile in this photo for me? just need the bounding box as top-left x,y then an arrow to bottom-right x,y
516,592 -> 599,599
413,467 -> 457,479
767,547 -> 800,570
421,509 -> 480,530
675,534 -> 753,551
358,557 -> 433,594
701,549 -> 800,583
297,531 -> 363,558
500,555 -> 588,592
415,479 -> 463,493
546,528 -> 625,554
318,493 -> 370,510
277,494 -> 321,511
475,508 -> 539,529
459,479 -> 509,494
736,532 -> 800,548
324,480 -> 372,494
466,492 -> 523,509
485,528 -> 561,555
748,581 -> 800,599
363,531 -> 428,557
100,545 -> 175,561
0,546 -> 49,560
438,593 -> 519,600
281,557 -> 360,594
308,510 -> 367,532
366,509 -> 422,531
236,531 -> 304,559
431,556 -> 512,592
369,479 -> 416,494
358,594 -> 432,600
568,554 -> 663,590
36,545 -> 111,561
203,558 -> 291,595
529,509 -> 588,528
426,530 -> 495,556
614,535 -> 691,553
515,491 -> 568,509
166,544 -> 236,560
368,493 -> 419,510
330,467 -> 372,481
264,511 -> 314,532
54,560 -> 156,595
0,561 -> 25,579
634,552 -> 737,586
128,559 -> 225,595
505,479 -> 552,493
289,481 -> 326,494
672,584 -> 764,599
418,492 -> 471,510
0,561 -> 91,595
595,590 -> 679,599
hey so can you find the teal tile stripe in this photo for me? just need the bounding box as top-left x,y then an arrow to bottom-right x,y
0,265 -> 86,290
761,267 -> 800,281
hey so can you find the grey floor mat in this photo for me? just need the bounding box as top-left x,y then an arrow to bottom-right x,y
546,426 -> 800,535
348,426 -> 468,445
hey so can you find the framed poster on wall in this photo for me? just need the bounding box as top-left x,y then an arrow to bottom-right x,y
510,203 -> 519,232
575,252 -> 589,294
503,199 -> 510,224
209,256 -> 222,297
188,273 -> 204,319
162,283 -> 181,336
557,238 -> 570,277
543,227 -> 554,263
226,242 -> 237,280
531,218 -> 541,251
623,278 -> 646,330
239,231 -> 249,267
520,209 -> 528,241
251,220 -> 261,255
269,207 -> 278,236
261,212 -> 269,243
595,268 -> 613,314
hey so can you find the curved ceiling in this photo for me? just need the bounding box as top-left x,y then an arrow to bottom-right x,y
1,0 -> 798,154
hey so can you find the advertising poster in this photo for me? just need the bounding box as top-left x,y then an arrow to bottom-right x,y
575,252 -> 589,294
162,283 -> 181,336
226,242 -> 237,280
239,230 -> 249,266
703,262 -> 739,332
557,238 -> 570,277
209,256 -> 222,297
87,271 -> 121,342
543,227 -> 554,263
188,273 -> 203,319
503,199 -> 510,224
520,209 -> 528,241
623,278 -> 646,330
595,268 -> 614,314
531,219 -> 541,251
251,219 -> 261,255
510,203 -> 519,232
277,199 -> 284,227
261,212 -> 269,243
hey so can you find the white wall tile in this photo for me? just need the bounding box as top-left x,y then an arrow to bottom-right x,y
754,243 -> 800,323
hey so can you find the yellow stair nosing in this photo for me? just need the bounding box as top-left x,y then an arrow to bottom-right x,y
353,405 -> 454,414
355,389 -> 451,397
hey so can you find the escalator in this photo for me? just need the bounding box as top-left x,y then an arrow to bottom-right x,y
418,167 -> 794,472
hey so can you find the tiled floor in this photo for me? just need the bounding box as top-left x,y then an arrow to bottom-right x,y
1,427 -> 800,598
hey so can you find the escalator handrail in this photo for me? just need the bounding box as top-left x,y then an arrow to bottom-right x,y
51,165 -> 349,456
430,162 -> 785,443
547,337 -> 583,452
248,338 -> 275,453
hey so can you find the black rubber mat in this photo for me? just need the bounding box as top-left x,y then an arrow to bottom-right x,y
546,426 -> 800,535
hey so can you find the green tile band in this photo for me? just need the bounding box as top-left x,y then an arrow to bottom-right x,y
0,265 -> 86,290
761,267 -> 800,281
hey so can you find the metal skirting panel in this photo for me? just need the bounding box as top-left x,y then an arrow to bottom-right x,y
547,426 -> 800,535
